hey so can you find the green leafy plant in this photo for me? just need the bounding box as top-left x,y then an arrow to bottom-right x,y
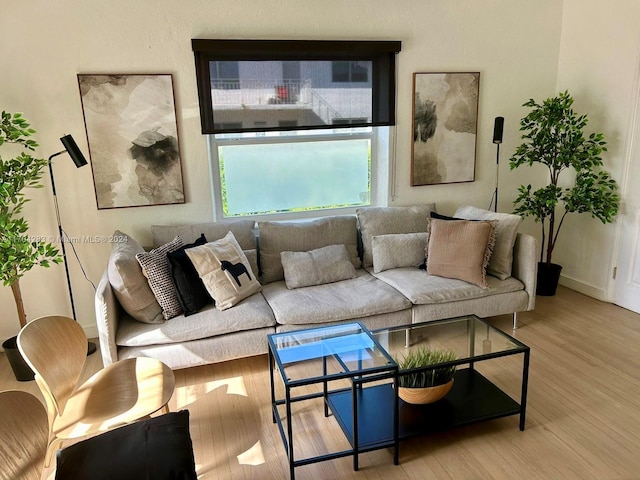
1,111 -> 62,328
509,91 -> 619,264
396,347 -> 457,388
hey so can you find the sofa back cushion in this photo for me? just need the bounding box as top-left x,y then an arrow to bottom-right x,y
258,216 -> 359,284
151,220 -> 256,250
357,205 -> 436,268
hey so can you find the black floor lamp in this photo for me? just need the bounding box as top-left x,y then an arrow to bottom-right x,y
48,134 -> 96,356
489,116 -> 504,212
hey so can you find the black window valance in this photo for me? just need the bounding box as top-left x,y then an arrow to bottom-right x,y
192,39 -> 402,134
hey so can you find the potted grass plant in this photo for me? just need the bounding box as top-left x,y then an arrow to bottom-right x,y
509,91 -> 619,296
1,111 -> 62,380
396,347 -> 457,404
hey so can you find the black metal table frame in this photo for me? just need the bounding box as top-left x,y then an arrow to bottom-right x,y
268,322 -> 398,480
379,316 -> 530,432
268,316 -> 530,479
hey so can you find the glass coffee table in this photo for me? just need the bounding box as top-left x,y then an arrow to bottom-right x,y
268,315 -> 530,479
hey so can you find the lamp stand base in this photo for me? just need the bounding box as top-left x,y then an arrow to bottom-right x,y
87,341 -> 97,356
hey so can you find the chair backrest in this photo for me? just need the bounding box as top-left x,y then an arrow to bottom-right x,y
0,390 -> 48,480
17,316 -> 88,417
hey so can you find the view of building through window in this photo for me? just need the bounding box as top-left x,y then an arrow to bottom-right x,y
208,60 -> 373,133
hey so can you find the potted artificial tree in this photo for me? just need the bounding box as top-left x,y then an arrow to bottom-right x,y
1,111 -> 62,380
396,347 -> 457,405
509,91 -> 619,296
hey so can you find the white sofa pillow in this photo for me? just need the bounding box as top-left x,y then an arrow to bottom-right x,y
357,205 -> 436,268
281,244 -> 357,289
371,233 -> 428,273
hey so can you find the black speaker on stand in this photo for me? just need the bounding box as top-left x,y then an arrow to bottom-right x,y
489,116 -> 504,212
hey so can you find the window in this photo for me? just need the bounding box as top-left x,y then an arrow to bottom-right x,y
212,128 -> 376,218
193,40 -> 400,219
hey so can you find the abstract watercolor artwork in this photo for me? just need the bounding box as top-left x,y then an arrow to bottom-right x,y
78,74 -> 184,209
411,72 -> 479,186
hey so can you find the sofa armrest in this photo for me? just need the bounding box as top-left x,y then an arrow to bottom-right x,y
95,269 -> 120,366
511,233 -> 538,311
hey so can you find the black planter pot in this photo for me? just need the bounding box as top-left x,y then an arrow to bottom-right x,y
2,336 -> 34,382
536,262 -> 563,296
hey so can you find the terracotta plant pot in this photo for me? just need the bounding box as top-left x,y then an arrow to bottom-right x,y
398,378 -> 454,404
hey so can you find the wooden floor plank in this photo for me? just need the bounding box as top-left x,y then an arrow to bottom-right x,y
2,286 -> 640,479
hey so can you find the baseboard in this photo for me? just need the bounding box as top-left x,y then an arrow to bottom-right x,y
82,324 -> 99,341
559,274 -> 609,302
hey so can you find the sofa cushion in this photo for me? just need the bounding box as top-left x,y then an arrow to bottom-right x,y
107,230 -> 164,325
357,205 -> 436,268
426,219 -> 496,288
136,236 -> 185,319
370,267 -> 525,305
186,231 -> 261,311
371,232 -> 428,273
167,234 -> 211,316
281,244 -> 357,289
258,216 -> 359,284
454,205 -> 523,280
261,269 -> 411,325
116,292 -> 275,347
151,219 -> 256,250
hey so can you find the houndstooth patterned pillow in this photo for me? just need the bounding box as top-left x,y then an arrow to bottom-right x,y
136,236 -> 185,319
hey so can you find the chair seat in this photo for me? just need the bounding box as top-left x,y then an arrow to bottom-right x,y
52,357 -> 175,439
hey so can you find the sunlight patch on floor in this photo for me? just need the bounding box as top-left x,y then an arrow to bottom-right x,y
237,440 -> 265,466
204,376 -> 248,397
174,375 -> 249,409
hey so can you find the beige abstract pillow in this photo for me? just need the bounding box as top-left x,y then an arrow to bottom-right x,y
371,233 -> 428,273
281,244 -> 358,289
454,205 -> 522,280
426,219 -> 496,288
186,231 -> 261,311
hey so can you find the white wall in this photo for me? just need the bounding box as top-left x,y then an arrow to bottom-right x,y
0,0 -> 562,340
554,0 -> 640,299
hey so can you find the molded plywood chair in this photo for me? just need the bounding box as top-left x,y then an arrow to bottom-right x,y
0,390 -> 48,480
17,315 -> 175,467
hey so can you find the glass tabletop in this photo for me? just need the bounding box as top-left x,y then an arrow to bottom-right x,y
371,315 -> 528,367
268,322 -> 396,385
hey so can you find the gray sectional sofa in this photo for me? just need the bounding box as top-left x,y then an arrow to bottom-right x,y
95,205 -> 537,370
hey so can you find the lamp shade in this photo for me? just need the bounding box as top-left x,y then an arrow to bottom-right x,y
60,135 -> 88,168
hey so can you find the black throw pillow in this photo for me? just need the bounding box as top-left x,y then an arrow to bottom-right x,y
56,410 -> 197,480
167,234 -> 212,316
430,211 -> 459,221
